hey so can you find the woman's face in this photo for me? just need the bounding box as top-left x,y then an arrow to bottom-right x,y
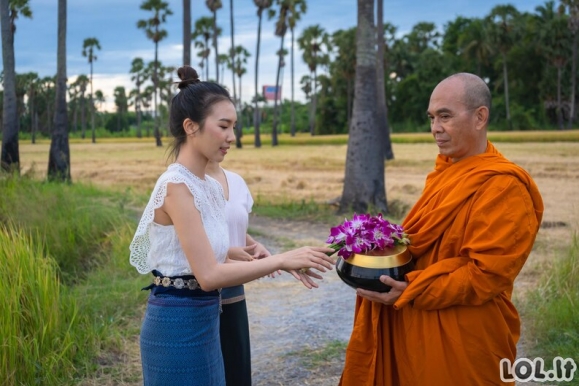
193,100 -> 237,162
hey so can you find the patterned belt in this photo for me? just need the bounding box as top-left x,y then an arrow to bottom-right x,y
153,275 -> 200,290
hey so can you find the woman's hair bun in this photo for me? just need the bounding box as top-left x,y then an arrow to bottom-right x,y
177,65 -> 201,89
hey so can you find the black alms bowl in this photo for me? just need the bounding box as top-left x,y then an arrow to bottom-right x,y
336,245 -> 414,293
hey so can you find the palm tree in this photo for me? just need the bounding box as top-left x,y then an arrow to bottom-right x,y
270,0 -> 289,146
82,37 -> 101,143
459,18 -> 494,76
130,57 -> 146,138
376,0 -> 393,160
137,0 -> 173,147
561,0 -> 579,128
183,0 -> 191,65
287,0 -> 306,137
340,0 -> 386,213
48,0 -> 71,182
536,2 -> 571,130
218,53 -> 229,82
228,0 -> 237,105
192,16 -> 215,80
253,0 -> 273,148
298,24 -> 330,135
488,5 -> 519,130
0,0 -> 19,171
72,75 -> 89,139
231,45 -> 250,148
38,76 -> 55,135
94,89 -> 105,127
205,0 -> 222,84
332,28 -> 356,128
1,0 -> 31,172
113,86 -> 128,132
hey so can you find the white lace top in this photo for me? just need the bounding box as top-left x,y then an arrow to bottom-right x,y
129,163 -> 229,276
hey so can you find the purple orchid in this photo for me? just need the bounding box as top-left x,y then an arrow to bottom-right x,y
326,213 -> 410,259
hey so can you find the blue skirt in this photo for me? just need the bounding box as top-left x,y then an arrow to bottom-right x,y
140,294 -> 225,386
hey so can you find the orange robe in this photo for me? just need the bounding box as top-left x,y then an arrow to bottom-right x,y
339,141 -> 544,386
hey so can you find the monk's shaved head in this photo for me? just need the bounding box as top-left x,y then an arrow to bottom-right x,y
441,73 -> 491,114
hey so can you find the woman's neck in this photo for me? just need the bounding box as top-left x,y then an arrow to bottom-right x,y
175,152 -> 207,179
205,161 -> 221,178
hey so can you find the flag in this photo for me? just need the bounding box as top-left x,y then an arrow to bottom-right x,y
263,85 -> 281,101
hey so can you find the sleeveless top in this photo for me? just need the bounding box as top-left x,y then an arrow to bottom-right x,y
129,163 -> 229,277
221,169 -> 254,302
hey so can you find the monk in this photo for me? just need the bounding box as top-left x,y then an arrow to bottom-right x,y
339,73 -> 544,385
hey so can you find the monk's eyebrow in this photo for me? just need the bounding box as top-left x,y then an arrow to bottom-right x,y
426,108 -> 452,116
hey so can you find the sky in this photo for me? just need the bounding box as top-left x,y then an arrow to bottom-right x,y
6,0 -> 550,111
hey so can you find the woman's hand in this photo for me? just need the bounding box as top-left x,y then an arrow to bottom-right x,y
356,275 -> 408,305
252,242 -> 271,259
227,245 -> 257,262
288,268 -> 325,289
278,246 -> 335,273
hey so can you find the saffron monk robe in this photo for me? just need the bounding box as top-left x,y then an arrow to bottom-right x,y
339,73 -> 544,386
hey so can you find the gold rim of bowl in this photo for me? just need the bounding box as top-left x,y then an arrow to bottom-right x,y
343,245 -> 411,269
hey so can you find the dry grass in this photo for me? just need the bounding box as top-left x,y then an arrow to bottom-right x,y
19,139 -> 579,270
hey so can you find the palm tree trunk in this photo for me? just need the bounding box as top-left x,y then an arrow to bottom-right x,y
154,38 -> 162,147
212,10 -> 219,84
32,111 -> 38,144
502,53 -> 511,130
136,85 -> 142,138
347,77 -> 352,127
48,0 -> 71,182
81,93 -> 86,139
90,61 -> 96,143
290,28 -> 296,137
310,69 -> 317,135
0,0 -> 20,172
235,73 -> 243,148
229,0 -> 236,103
340,0 -> 386,213
183,0 -> 191,65
73,105 -> 78,133
272,35 -> 285,146
254,9 -> 263,148
376,0 -> 393,160
557,65 -> 564,130
569,32 -> 577,129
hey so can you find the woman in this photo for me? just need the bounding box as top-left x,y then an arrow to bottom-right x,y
129,65 -> 334,385
205,161 -> 263,386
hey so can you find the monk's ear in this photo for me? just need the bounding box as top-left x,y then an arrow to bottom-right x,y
474,106 -> 489,131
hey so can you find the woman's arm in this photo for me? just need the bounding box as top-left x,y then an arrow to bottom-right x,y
161,183 -> 335,291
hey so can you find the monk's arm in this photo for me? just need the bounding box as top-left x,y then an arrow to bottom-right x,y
400,176 -> 540,310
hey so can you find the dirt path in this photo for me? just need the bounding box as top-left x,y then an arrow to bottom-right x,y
245,215 -> 355,386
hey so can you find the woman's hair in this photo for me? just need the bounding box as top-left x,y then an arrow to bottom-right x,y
167,65 -> 233,160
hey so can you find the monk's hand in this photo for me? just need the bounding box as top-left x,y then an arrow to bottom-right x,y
356,275 -> 408,305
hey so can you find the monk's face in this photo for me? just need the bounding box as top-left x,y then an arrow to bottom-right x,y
427,78 -> 487,163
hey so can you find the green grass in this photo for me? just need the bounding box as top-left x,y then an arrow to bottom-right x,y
286,340 -> 348,370
0,175 -> 147,385
522,235 -> 579,384
0,172 -> 133,283
0,224 -> 80,384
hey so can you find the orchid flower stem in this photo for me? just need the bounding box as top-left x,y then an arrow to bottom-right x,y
325,243 -> 343,257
